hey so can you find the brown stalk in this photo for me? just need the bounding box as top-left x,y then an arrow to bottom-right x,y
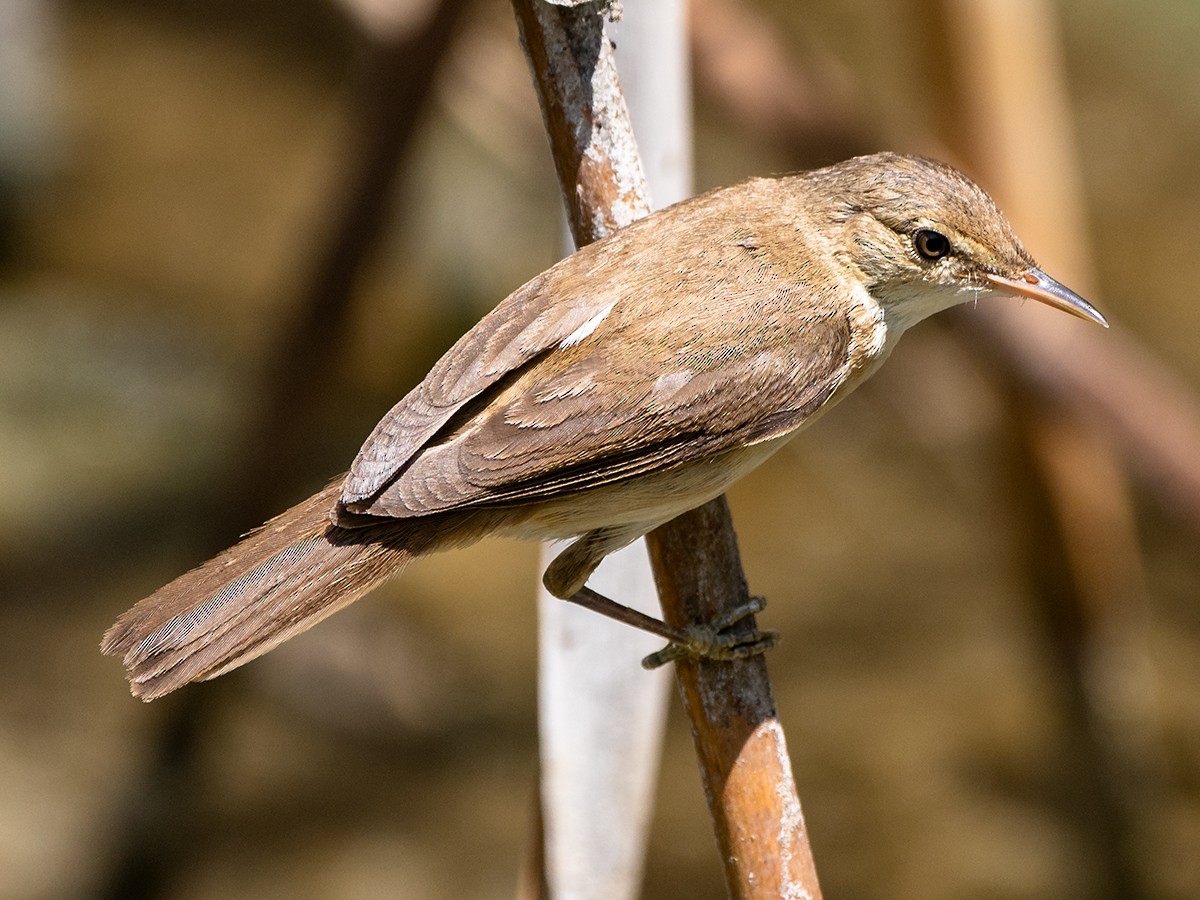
649,499 -> 823,897
95,5 -> 471,898
232,0 -> 475,524
1006,400 -> 1156,898
510,1 -> 821,896
932,0 -> 1159,893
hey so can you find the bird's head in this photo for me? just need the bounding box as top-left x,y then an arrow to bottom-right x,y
811,152 -> 1107,330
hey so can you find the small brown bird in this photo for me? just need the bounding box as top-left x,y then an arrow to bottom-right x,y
103,153 -> 1106,700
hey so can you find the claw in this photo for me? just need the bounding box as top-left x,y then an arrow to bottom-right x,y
711,594 -> 766,629
641,597 -> 777,669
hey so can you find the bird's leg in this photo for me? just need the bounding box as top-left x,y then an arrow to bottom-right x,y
543,529 -> 777,668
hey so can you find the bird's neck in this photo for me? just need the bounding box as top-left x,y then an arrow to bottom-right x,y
872,280 -> 978,336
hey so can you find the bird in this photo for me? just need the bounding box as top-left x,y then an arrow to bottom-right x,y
102,152 -> 1107,700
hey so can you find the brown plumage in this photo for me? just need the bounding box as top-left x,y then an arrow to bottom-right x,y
103,153 -> 1106,700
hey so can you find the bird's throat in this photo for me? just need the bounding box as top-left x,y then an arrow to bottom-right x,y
874,281 -> 979,336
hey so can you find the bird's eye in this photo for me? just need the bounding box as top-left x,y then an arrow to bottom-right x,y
914,229 -> 951,261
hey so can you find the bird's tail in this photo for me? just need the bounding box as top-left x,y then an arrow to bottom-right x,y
102,479 -> 414,701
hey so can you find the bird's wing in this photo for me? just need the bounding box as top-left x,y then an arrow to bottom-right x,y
341,266 -> 626,505
341,179 -> 772,508
345,278 -> 852,519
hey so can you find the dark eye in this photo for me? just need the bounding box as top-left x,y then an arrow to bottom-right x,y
914,229 -> 951,261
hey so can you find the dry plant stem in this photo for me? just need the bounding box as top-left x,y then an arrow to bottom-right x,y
516,788 -> 551,900
932,1 -> 1158,892
511,0 -> 651,240
96,6 -> 472,898
1006,401 -> 1148,898
650,499 -> 822,899
511,1 -> 819,896
510,6 -> 653,895
235,0 -> 473,521
1024,406 -> 1164,787
531,6 -> 683,898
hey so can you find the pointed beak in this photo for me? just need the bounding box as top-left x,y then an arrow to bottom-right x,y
985,269 -> 1109,328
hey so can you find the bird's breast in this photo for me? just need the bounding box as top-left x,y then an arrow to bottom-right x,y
504,437 -> 793,542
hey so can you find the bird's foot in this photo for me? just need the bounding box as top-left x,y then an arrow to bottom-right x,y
641,596 -> 778,669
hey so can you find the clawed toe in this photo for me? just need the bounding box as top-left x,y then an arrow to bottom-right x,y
641,597 -> 777,670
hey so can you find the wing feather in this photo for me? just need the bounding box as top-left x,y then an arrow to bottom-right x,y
342,270 -> 626,504
355,286 -> 850,518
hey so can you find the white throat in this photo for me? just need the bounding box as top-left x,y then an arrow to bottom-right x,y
875,281 -> 988,336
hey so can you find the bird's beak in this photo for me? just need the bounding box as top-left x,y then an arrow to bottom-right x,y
985,269 -> 1109,328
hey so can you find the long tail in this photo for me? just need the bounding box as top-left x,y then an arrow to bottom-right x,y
102,479 -> 413,701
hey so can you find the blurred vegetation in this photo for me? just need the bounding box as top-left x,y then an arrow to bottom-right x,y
0,1 -> 1197,898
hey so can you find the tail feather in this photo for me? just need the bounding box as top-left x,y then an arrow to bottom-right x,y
102,480 -> 413,701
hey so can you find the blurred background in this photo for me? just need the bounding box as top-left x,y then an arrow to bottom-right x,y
1,0 -> 1198,897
